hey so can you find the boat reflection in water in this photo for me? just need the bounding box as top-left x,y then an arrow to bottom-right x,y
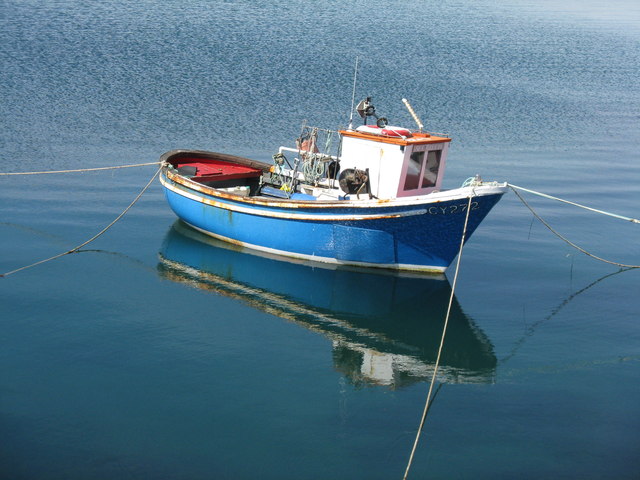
158,222 -> 497,388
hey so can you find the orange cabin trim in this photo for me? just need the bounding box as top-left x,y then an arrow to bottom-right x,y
339,129 -> 452,146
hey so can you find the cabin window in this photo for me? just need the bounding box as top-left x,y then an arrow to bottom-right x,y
421,150 -> 441,188
403,150 -> 441,191
403,152 -> 424,190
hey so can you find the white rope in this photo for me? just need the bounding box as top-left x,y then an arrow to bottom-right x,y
509,184 -> 639,224
0,161 -> 160,176
403,194 -> 474,480
510,186 -> 640,269
1,166 -> 161,277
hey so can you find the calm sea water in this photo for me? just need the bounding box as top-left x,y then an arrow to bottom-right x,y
1,1 -> 639,478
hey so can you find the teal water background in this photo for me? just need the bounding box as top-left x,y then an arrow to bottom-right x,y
1,1 -> 639,478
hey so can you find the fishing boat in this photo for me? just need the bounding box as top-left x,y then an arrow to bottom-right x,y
159,97 -> 507,272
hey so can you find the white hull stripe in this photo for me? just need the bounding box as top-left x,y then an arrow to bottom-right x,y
161,175 -> 504,222
161,176 -> 429,221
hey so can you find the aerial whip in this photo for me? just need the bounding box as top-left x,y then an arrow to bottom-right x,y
402,98 -> 424,132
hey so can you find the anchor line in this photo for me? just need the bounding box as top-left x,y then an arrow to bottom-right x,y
0,161 -> 160,176
508,184 -> 639,224
402,193 -> 475,480
0,166 -> 161,278
510,186 -> 640,269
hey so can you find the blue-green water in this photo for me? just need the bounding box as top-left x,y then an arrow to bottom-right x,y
1,1 -> 639,478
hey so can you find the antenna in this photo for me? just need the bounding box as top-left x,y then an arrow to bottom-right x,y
347,57 -> 359,130
402,98 -> 424,132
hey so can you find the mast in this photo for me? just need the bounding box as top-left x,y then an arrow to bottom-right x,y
347,57 -> 359,130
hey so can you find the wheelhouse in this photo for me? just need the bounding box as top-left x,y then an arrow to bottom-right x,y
339,128 -> 451,199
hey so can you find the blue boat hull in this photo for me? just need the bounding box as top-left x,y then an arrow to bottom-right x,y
160,169 -> 505,272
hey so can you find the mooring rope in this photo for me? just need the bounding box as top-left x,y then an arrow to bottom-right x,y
402,194 -> 474,480
509,184 -> 639,224
0,166 -> 161,278
0,161 -> 160,176
509,186 -> 640,269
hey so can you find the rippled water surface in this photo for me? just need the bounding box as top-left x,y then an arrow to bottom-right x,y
1,1 -> 639,478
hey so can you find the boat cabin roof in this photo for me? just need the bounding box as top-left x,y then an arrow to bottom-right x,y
339,129 -> 452,147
